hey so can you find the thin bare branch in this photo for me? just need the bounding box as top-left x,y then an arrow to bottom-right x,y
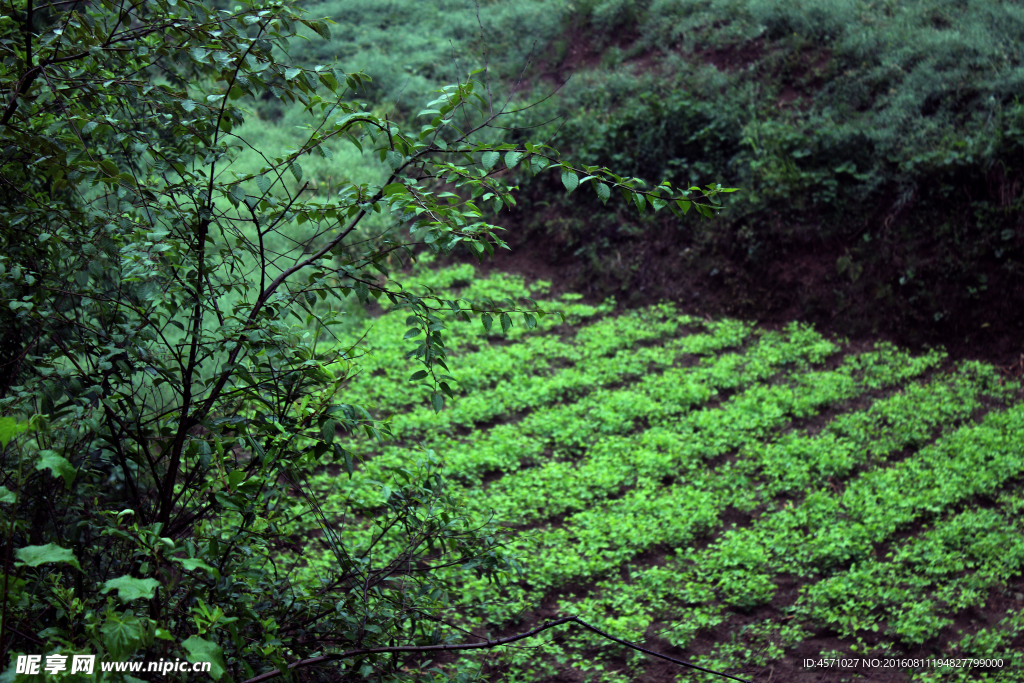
239,615 -> 758,683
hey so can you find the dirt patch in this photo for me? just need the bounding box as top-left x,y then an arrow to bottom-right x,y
775,47 -> 833,110
694,38 -> 766,73
457,191 -> 1024,371
537,22 -> 643,84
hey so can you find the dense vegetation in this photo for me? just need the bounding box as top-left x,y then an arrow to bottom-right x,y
2,0 -> 1023,682
0,0 -> 723,681
524,0 -> 1024,346
264,0 -> 1024,349
290,264 -> 1024,683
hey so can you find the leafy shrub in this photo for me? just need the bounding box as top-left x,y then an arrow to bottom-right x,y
499,0 -> 1024,333
271,0 -> 567,111
0,0 -> 723,680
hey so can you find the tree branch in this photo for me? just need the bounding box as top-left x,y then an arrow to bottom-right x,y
239,615 -> 757,683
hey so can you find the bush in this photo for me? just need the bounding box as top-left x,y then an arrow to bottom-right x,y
504,0 -> 1024,334
0,1 -> 725,679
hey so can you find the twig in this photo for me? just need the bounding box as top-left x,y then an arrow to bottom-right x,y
239,615 -> 758,683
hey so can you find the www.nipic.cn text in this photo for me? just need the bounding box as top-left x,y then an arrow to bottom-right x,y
15,654 -> 213,676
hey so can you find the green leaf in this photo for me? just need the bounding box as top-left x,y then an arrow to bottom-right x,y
321,419 -> 336,444
101,612 -> 146,660
256,174 -> 271,194
0,486 -> 14,504
383,182 -> 408,197
410,370 -> 428,381
595,182 -> 610,203
341,446 -> 354,477
504,151 -> 523,170
500,312 -> 512,333
100,159 -> 118,176
561,169 -> 578,193
677,199 -> 692,215
189,47 -> 208,63
182,636 -> 228,681
354,280 -> 369,303
290,163 -> 303,183
102,575 -> 160,602
284,67 -> 302,81
431,392 -> 445,413
229,184 -> 245,205
36,451 -> 75,488
481,151 -> 500,171
0,416 -> 29,448
15,543 -> 80,570
633,192 -> 646,212
307,20 -> 331,39
173,557 -> 218,576
181,99 -> 197,113
319,71 -> 341,92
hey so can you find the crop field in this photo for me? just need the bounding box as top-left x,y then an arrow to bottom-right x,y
287,264 -> 1024,683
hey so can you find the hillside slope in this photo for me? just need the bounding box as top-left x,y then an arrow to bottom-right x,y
480,0 -> 1024,364
276,0 -> 1024,362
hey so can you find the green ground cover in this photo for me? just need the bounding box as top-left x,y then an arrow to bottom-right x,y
232,0 -> 1024,342
284,264 -> 1024,683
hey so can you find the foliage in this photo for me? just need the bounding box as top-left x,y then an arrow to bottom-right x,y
265,0 -> 568,117
282,269 -> 1024,681
0,0 -> 729,681
4,0 -> 1021,681
502,0 -> 1024,333
223,0 -> 1024,335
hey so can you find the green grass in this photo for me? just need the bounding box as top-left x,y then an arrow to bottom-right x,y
265,0 -> 567,116
217,0 -> 1024,345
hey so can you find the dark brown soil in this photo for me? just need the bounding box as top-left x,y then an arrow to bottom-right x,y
459,208 -> 1024,374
